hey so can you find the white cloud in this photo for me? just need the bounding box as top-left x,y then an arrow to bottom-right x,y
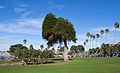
45,1 -> 54,4
46,1 -> 65,10
14,7 -> 26,13
18,4 -> 27,7
20,11 -> 35,18
56,5 -> 64,10
77,34 -> 87,39
0,18 -> 43,35
14,4 -> 28,14
14,7 -> 36,18
0,44 -> 10,51
50,5 -> 65,10
0,5 -> 5,9
0,17 -> 47,51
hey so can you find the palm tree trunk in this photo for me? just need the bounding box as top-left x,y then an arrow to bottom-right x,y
96,38 -> 98,47
114,29 -> 116,44
89,38 -> 91,49
106,33 -> 107,44
90,38 -> 92,49
101,35 -> 103,45
92,40 -> 93,48
91,39 -> 93,49
83,44 -> 85,49
63,39 -> 68,61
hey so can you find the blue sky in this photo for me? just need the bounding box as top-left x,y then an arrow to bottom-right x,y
0,0 -> 120,51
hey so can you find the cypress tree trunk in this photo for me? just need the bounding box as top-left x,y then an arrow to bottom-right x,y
63,39 -> 68,61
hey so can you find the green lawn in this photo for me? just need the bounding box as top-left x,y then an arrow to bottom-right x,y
0,57 -> 120,73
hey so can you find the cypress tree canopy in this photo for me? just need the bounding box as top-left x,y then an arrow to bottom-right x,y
42,13 -> 77,47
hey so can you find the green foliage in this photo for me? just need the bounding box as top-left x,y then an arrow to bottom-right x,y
86,32 -> 90,37
100,30 -> 104,35
105,29 -> 109,33
9,44 -> 28,53
89,48 -> 96,54
23,39 -> 27,45
59,47 -> 64,52
96,34 -> 100,38
70,45 -> 84,53
114,22 -> 119,28
38,50 -> 55,64
9,44 -> 56,64
15,48 -> 40,59
42,13 -> 76,47
42,13 -> 57,40
89,42 -> 120,57
29,45 -> 34,49
40,45 -> 44,50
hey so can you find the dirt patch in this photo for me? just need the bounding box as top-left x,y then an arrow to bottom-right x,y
0,61 -> 66,66
0,62 -> 23,66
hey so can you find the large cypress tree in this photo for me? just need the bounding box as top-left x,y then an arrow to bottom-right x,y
42,13 -> 76,61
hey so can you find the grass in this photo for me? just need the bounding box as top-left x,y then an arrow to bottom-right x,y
0,57 -> 120,73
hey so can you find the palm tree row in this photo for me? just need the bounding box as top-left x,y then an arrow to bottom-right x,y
84,22 -> 119,57
84,22 -> 119,50
85,32 -> 100,49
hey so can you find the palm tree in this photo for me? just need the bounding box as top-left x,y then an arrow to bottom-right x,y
100,30 -> 104,44
83,41 -> 86,48
42,13 -> 76,61
89,34 -> 95,48
40,45 -> 44,51
92,35 -> 95,48
96,34 -> 100,47
84,39 -> 88,50
105,29 -> 109,43
89,34 -> 93,49
52,48 -> 55,53
30,44 -> 34,49
86,32 -> 91,49
23,39 -> 27,46
114,22 -> 119,44
86,32 -> 90,39
85,39 -> 88,43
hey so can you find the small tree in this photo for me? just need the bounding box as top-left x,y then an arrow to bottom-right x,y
114,22 -> 119,44
29,45 -> 34,49
100,30 -> 104,44
105,29 -> 109,43
23,39 -> 27,46
40,45 -> 44,51
96,34 -> 100,47
70,45 -> 84,57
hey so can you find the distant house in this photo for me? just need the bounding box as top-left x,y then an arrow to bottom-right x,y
0,51 -> 15,60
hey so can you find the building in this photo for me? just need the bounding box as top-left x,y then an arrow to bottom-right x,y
0,51 -> 15,60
